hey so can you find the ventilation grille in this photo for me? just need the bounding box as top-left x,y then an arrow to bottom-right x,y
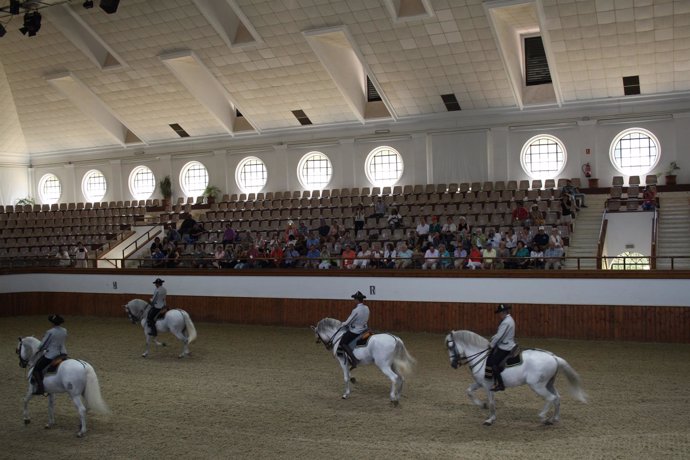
367,77 -> 382,102
169,123 -> 190,137
623,76 -> 640,95
440,93 -> 461,111
291,109 -> 312,126
524,36 -> 552,86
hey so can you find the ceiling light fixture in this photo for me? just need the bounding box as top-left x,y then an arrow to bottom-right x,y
19,11 -> 41,37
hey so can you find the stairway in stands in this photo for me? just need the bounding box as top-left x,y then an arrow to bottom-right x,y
564,194 -> 608,269
656,191 -> 690,269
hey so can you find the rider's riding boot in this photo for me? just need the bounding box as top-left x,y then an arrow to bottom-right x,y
342,343 -> 358,370
148,324 -> 157,337
490,371 -> 505,392
33,374 -> 45,395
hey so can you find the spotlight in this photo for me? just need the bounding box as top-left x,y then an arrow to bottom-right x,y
19,11 -> 41,37
83,1 -> 94,8
99,0 -> 120,14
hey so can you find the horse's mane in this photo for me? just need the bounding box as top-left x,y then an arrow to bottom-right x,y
452,330 -> 489,348
317,317 -> 342,332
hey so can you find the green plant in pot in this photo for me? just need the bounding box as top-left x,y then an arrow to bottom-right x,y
203,185 -> 222,204
159,175 -> 173,205
15,196 -> 36,207
664,161 -> 680,185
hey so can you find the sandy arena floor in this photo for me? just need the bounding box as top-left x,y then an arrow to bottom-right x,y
1,315 -> 689,459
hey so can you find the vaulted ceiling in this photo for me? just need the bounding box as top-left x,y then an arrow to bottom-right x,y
0,0 -> 688,165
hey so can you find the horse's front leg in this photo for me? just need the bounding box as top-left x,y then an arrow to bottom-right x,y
46,393 -> 56,429
483,387 -> 497,426
70,394 -> 88,437
142,332 -> 151,357
466,382 -> 486,408
23,387 -> 33,425
337,354 -> 351,399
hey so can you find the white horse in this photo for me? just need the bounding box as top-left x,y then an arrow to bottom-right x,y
124,299 -> 197,358
16,337 -> 109,437
312,318 -> 416,405
445,330 -> 587,426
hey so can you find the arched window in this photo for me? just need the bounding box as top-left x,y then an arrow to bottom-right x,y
297,151 -> 332,190
82,169 -> 107,202
608,251 -> 650,270
365,146 -> 404,187
609,128 -> 660,176
180,161 -> 209,197
38,173 -> 62,204
128,166 -> 156,200
520,134 -> 566,179
236,157 -> 267,193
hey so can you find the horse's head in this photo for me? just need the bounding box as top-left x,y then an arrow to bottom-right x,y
16,336 -> 38,368
445,332 -> 462,369
125,299 -> 146,324
313,318 -> 343,349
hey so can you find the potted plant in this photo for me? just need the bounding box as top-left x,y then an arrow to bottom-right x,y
663,161 -> 680,186
159,175 -> 173,207
15,197 -> 36,207
203,185 -> 222,204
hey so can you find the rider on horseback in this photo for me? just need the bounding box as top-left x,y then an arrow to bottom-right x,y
487,304 -> 516,392
32,314 -> 67,395
339,291 -> 370,370
148,278 -> 167,337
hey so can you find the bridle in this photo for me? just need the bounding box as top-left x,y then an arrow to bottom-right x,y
446,333 -> 490,371
125,303 -> 148,324
16,338 -> 29,368
312,325 -> 341,351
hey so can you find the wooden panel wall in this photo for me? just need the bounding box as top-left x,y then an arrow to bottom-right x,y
1,292 -> 688,343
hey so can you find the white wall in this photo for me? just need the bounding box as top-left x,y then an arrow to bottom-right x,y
9,112 -> 690,206
603,212 -> 655,268
0,272 -> 687,307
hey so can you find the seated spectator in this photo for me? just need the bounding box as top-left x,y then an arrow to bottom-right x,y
453,243 -> 468,269
186,222 -> 205,244
166,245 -> 181,268
466,243 -> 483,270
383,242 -> 397,269
544,241 -> 564,269
269,243 -> 284,267
457,216 -> 468,233
415,217 -> 430,247
441,217 -> 457,246
471,227 -> 487,249
191,243 -> 209,268
166,223 -> 182,244
438,244 -> 452,269
247,244 -> 265,268
642,185 -> 657,210
530,244 -> 545,269
395,243 -> 413,269
56,246 -> 71,267
305,244 -> 321,269
511,240 -> 531,269
284,220 -> 298,243
387,208 -> 402,230
371,197 -> 387,218
354,204 -> 366,233
504,228 -> 517,251
370,242 -> 384,268
563,179 -> 586,208
532,226 -> 550,251
318,246 -> 332,269
530,205 -> 545,227
222,223 -> 237,245
233,247 -> 249,269
486,228 -> 502,249
282,244 -> 300,268
317,218 -> 331,238
297,221 -> 310,237
481,243 -> 497,270
178,213 -> 196,238
306,231 -> 321,251
151,247 -> 166,268
341,244 -> 357,269
150,236 -> 164,256
212,245 -> 226,269
517,225 -> 533,246
428,216 -> 442,243
512,201 -> 530,225
353,243 -> 371,269
549,225 -> 563,248
495,241 -> 510,270
422,243 -> 440,270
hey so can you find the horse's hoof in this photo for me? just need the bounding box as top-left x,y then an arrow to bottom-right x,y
543,419 -> 553,426
161,342 -> 167,347
390,400 -> 400,407
483,420 -> 494,426
350,377 -> 356,383
44,424 -> 51,429
77,432 -> 84,438
23,419 -> 30,425
341,394 -> 349,400
482,402 -> 488,409
141,353 -> 148,358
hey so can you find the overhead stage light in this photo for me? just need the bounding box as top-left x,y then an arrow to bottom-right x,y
83,1 -> 94,9
99,0 -> 120,14
19,11 -> 42,37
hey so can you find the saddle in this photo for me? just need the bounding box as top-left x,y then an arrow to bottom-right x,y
154,306 -> 170,320
502,346 -> 523,368
45,354 -> 69,375
353,330 -> 375,348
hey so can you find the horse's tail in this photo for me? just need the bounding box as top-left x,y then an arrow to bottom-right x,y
83,364 -> 110,415
181,310 -> 197,343
392,338 -> 416,378
556,356 -> 588,403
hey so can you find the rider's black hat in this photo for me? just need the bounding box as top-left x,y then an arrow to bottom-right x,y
351,291 -> 367,301
153,278 -> 165,285
495,304 -> 511,314
48,314 -> 64,325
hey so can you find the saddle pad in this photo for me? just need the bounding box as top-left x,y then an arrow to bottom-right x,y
46,354 -> 69,374
354,331 -> 374,348
505,352 -> 523,368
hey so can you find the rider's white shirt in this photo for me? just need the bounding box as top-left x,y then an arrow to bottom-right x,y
151,286 -> 167,309
490,314 -> 516,351
343,303 -> 369,333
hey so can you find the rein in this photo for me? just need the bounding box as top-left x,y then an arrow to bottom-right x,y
447,333 -> 490,371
